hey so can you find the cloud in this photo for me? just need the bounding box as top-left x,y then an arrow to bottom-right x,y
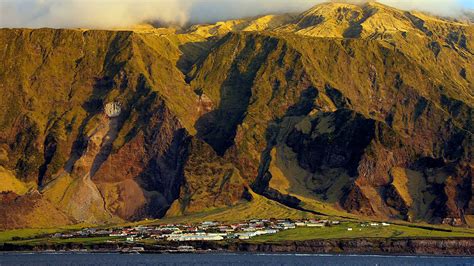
380,0 -> 464,17
188,0 -> 466,22
0,0 -> 468,29
188,0 -> 320,23
0,0 -> 191,28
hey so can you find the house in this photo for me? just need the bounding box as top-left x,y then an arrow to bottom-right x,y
236,232 -> 255,240
307,222 -> 325,228
109,232 -> 127,237
159,227 -> 182,234
279,222 -> 296,229
255,229 -> 278,235
201,221 -> 218,227
169,233 -> 224,242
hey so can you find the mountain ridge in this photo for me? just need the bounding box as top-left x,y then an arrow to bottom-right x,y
0,2 -> 472,229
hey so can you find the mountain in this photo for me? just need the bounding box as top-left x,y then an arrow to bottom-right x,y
0,2 -> 472,229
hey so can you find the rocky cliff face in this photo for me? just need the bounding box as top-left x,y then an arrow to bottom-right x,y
0,29 -> 229,227
227,238 -> 474,255
189,29 -> 472,224
0,2 -> 472,229
2,238 -> 473,256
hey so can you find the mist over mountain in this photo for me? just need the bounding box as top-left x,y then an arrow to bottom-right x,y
0,0 -> 471,29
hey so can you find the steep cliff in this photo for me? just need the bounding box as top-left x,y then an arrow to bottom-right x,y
0,28 -> 247,228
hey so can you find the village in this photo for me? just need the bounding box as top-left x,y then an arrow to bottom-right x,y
50,219 -> 391,243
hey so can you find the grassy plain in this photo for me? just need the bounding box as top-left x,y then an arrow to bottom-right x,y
251,222 -> 474,243
0,224 -> 90,243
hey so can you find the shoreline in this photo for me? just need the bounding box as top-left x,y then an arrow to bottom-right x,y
2,238 -> 473,256
1,251 -> 473,258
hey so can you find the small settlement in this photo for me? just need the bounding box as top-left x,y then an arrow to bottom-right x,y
50,219 -> 390,243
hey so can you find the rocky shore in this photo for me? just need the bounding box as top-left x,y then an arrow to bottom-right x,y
225,238 -> 474,256
2,238 -> 473,256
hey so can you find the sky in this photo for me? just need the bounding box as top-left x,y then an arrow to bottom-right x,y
0,0 -> 473,29
460,0 -> 474,8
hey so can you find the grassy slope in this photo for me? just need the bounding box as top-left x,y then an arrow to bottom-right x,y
0,224 -> 89,243
251,222 -> 474,242
147,191 -> 317,225
4,236 -> 120,246
0,167 -> 30,195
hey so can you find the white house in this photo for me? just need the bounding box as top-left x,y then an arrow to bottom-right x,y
307,223 -> 325,228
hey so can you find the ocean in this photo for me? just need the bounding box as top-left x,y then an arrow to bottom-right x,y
0,253 -> 473,266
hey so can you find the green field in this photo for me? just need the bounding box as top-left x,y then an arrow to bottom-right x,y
0,228 -> 62,243
251,222 -> 474,243
0,223 -> 92,243
5,236 -> 123,246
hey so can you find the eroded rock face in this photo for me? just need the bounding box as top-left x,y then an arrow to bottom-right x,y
246,92 -> 471,222
92,102 -> 191,220
226,239 -> 474,256
286,110 -> 376,176
167,139 -> 246,216
0,27 -> 252,227
190,27 -> 472,223
0,192 -> 73,230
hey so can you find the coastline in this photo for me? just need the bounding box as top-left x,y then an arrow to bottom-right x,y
2,238 -> 473,256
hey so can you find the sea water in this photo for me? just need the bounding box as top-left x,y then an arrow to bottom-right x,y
1,253 -> 473,266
